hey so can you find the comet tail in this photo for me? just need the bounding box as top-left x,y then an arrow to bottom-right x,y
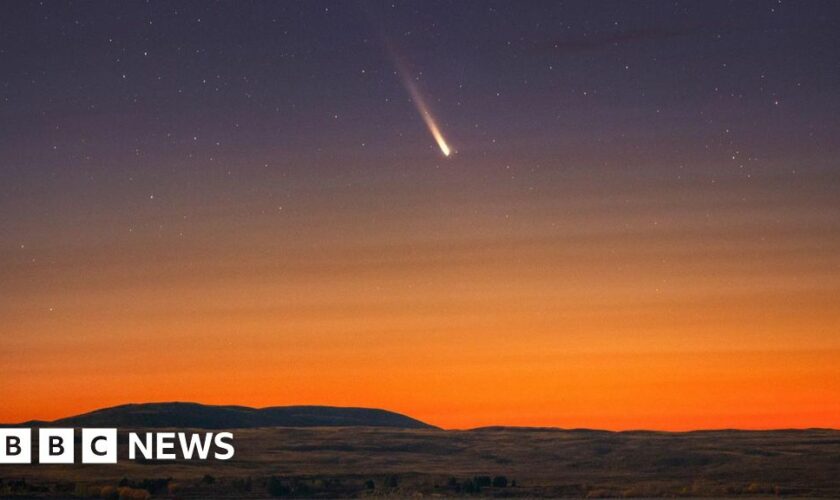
395,63 -> 452,157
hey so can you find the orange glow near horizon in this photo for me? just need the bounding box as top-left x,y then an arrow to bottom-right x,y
2,160 -> 839,430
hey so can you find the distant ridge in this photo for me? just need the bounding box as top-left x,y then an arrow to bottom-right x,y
9,402 -> 437,430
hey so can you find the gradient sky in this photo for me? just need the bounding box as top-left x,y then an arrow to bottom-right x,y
1,1 -> 839,429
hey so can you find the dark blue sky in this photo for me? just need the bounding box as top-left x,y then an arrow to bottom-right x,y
2,1 -> 838,174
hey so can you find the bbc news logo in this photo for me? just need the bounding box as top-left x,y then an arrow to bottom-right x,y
0,429 -> 234,464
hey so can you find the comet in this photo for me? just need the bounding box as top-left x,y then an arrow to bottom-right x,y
390,52 -> 452,157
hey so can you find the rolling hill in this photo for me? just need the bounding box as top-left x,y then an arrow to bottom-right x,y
11,402 -> 436,429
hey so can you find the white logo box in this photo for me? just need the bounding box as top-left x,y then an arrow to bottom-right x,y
0,429 -> 31,464
0,428 -> 117,464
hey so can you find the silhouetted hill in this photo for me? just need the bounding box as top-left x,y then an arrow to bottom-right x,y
11,402 -> 436,429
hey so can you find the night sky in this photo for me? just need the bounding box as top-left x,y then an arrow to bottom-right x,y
2,1 -> 839,429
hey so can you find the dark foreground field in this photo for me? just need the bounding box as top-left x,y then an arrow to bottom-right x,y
2,427 -> 839,498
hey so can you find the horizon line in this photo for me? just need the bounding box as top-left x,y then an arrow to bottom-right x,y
6,400 -> 839,434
